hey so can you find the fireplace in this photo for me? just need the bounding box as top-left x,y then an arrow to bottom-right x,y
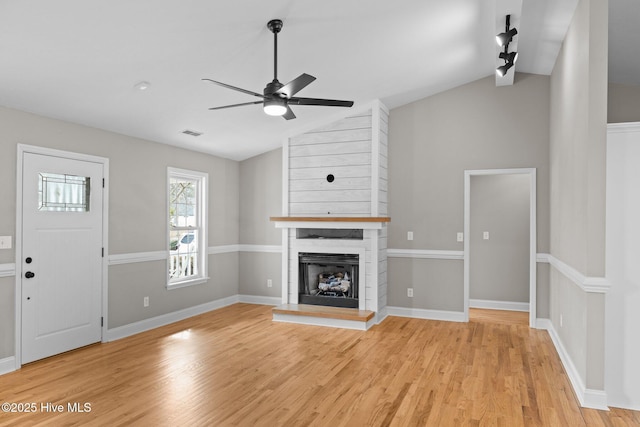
271,102 -> 390,328
299,252 -> 359,308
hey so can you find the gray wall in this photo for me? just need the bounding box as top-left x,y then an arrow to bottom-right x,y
387,73 -> 550,313
239,148 -> 282,297
0,277 -> 14,358
608,82 -> 640,123
549,0 -> 607,391
470,174 -> 530,303
0,106 -> 240,351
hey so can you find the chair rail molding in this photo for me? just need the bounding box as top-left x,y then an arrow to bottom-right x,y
537,253 -> 611,293
0,263 -> 16,278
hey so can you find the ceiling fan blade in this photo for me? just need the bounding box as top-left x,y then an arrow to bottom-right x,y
282,105 -> 296,120
275,73 -> 316,98
208,100 -> 263,111
202,79 -> 264,98
288,97 -> 354,108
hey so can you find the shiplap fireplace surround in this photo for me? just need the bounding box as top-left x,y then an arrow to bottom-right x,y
272,101 -> 390,329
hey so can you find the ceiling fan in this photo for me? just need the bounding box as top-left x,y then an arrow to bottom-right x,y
203,19 -> 354,120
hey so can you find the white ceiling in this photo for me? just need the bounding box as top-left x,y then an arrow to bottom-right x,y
0,0 -> 630,161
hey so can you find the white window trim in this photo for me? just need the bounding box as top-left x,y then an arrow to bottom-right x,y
167,167 -> 208,290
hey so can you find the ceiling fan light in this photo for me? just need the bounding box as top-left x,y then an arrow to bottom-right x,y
263,98 -> 287,116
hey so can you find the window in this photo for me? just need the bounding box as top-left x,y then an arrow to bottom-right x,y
167,167 -> 208,289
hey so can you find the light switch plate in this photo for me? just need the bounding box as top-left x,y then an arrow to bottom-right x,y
457,232 -> 463,242
483,231 -> 490,240
0,236 -> 12,249
407,231 -> 414,241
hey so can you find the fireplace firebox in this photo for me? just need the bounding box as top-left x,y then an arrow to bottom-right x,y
298,252 -> 359,308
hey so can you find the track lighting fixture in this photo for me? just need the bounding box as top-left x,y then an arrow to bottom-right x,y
496,14 -> 518,78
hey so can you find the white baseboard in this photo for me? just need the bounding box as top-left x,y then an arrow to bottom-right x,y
105,295 -> 240,341
386,306 -> 465,322
537,318 -> 609,410
272,312 -> 375,331
469,299 -> 529,312
0,356 -> 16,375
535,318 -> 552,330
238,295 -> 281,306
376,306 -> 389,324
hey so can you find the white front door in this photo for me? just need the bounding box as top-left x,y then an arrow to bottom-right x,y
21,151 -> 104,364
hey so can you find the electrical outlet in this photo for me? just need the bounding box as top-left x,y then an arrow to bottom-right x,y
0,236 -> 12,249
483,231 -> 490,240
407,288 -> 413,298
457,232 -> 463,242
267,279 -> 273,288
407,231 -> 414,241
143,296 -> 149,307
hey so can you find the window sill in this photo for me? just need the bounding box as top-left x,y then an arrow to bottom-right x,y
167,276 -> 209,290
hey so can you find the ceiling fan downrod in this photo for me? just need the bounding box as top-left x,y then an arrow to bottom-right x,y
267,19 -> 283,83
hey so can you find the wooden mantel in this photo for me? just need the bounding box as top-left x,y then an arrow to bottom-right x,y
270,216 -> 390,223
270,216 -> 390,230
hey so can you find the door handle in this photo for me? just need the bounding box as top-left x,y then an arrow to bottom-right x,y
25,271 -> 35,279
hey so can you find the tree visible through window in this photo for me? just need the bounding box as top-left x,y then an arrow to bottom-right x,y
168,167 -> 208,288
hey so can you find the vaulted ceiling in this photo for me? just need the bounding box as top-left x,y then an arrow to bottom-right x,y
0,1 -> 635,161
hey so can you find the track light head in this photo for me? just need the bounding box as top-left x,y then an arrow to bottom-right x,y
496,28 -> 518,47
496,14 -> 518,47
496,61 -> 514,77
499,51 -> 519,64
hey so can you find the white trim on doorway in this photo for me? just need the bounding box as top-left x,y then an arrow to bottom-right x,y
15,144 -> 109,370
463,168 -> 537,327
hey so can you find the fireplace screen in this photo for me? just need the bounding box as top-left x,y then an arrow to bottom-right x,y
299,253 -> 359,308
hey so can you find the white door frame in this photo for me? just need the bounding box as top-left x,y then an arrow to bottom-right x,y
463,168 -> 537,327
15,144 -> 109,368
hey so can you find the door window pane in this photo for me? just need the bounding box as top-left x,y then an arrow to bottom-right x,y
38,173 -> 90,212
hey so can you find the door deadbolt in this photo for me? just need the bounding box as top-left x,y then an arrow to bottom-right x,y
25,257 -> 32,264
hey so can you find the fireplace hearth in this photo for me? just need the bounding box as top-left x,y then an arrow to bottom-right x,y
299,252 -> 359,308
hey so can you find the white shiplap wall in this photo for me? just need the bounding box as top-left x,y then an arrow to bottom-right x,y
289,110 -> 373,216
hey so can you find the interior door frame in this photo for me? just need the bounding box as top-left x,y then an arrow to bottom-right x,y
463,168 -> 537,327
15,144 -> 109,369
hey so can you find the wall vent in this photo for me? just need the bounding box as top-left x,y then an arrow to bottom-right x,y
181,129 -> 203,137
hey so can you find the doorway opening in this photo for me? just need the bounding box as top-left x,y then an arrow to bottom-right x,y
463,168 -> 536,327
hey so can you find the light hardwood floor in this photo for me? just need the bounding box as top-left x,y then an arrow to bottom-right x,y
0,304 -> 638,426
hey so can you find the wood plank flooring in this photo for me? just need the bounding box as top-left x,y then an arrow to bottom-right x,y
0,304 -> 638,426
